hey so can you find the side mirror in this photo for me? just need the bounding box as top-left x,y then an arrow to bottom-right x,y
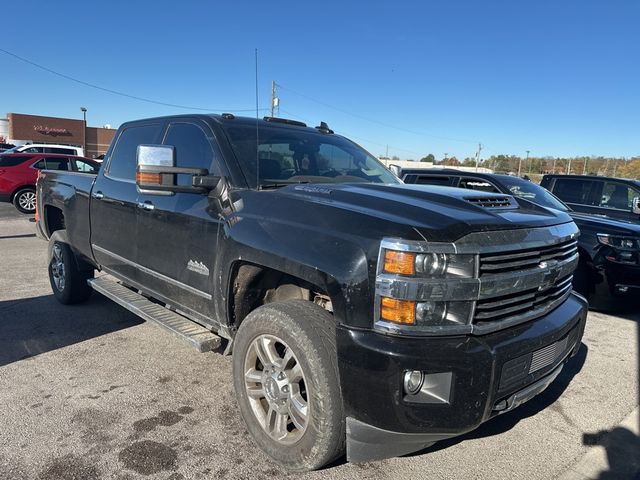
136,144 -> 214,194
633,197 -> 640,215
389,164 -> 402,178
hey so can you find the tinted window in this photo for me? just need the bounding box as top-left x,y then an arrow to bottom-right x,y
224,124 -> 399,187
412,175 -> 453,186
598,182 -> 636,210
108,124 -> 162,181
0,155 -> 32,167
459,177 -> 501,193
22,146 -> 43,153
498,176 -> 569,212
47,147 -> 75,155
74,158 -> 99,174
163,123 -> 218,185
551,178 -> 595,205
41,157 -> 70,171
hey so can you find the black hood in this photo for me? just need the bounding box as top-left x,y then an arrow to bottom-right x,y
274,183 -> 574,242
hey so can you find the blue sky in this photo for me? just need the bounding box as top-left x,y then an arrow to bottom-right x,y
2,1 -> 639,160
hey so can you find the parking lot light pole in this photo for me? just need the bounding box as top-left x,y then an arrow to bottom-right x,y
80,107 -> 87,154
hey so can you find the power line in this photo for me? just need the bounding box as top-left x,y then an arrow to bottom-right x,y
279,108 -> 424,157
0,47 -> 264,113
277,83 -> 479,144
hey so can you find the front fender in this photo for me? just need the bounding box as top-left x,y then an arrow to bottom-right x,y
213,214 -> 377,330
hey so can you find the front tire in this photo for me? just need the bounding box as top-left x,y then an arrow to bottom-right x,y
48,238 -> 94,304
232,300 -> 345,471
13,188 -> 36,214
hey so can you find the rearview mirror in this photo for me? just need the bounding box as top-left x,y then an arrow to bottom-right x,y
136,144 -> 211,194
633,197 -> 640,215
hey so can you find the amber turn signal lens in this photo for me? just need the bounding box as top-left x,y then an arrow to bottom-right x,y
383,250 -> 416,275
380,297 -> 416,325
136,172 -> 162,184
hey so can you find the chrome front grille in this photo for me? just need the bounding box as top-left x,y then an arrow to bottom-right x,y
479,239 -> 578,276
474,275 -> 573,324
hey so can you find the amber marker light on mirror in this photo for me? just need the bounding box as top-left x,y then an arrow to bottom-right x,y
383,250 -> 416,275
380,297 -> 416,325
136,172 -> 162,184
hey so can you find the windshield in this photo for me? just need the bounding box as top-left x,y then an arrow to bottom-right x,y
223,124 -> 400,188
1,146 -> 21,154
499,175 -> 570,212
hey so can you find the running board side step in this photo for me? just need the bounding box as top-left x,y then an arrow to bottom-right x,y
88,276 -> 221,352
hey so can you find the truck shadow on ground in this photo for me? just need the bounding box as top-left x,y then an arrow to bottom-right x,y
0,293 -> 143,367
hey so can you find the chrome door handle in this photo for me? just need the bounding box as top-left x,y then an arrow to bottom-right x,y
92,191 -> 104,200
137,201 -> 155,211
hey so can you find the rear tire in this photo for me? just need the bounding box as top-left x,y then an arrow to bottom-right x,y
13,188 -> 36,214
232,300 -> 345,471
48,238 -> 94,305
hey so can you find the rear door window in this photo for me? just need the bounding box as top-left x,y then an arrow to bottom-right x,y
41,157 -> 71,171
598,182 -> 636,210
73,158 -> 100,173
409,175 -> 455,186
46,147 -> 75,155
551,178 -> 595,205
107,124 -> 163,181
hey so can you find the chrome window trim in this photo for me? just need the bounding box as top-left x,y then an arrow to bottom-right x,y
92,244 -> 212,300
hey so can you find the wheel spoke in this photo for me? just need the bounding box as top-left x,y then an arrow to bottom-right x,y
267,406 -> 288,440
256,337 -> 281,368
287,362 -> 304,383
244,368 -> 265,398
288,393 -> 308,431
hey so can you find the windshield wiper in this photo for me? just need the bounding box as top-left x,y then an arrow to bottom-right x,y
258,180 -> 311,190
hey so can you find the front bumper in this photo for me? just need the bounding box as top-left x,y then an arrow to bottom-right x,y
337,292 -> 588,462
595,259 -> 640,297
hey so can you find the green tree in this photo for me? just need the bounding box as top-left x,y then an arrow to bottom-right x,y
420,153 -> 435,163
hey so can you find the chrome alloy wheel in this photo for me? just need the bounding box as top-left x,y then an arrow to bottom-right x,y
18,191 -> 36,211
51,244 -> 66,292
243,334 -> 309,445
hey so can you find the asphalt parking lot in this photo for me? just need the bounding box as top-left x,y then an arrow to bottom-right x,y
0,202 -> 638,480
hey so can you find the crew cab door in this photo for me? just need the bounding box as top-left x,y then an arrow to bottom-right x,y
135,119 -> 224,324
90,122 -> 164,284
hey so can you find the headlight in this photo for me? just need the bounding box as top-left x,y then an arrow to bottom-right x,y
597,234 -> 640,250
383,249 -> 476,278
376,239 -> 478,335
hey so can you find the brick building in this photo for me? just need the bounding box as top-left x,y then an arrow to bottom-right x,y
5,113 -> 116,158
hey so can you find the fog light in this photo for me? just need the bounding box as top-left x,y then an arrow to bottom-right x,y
403,370 -> 424,395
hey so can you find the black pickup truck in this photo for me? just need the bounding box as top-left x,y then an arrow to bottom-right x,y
401,169 -> 640,306
36,114 -> 588,471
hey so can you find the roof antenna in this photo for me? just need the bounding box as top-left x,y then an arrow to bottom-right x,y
255,48 -> 260,190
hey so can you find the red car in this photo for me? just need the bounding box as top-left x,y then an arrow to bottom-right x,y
0,153 -> 100,213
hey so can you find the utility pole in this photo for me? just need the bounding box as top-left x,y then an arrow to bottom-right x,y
444,152 -> 448,165
552,157 -> 557,174
582,157 -> 588,175
80,106 -> 87,155
270,81 -> 279,117
386,145 -> 389,158
567,158 -> 572,175
525,150 -> 531,174
474,143 -> 482,172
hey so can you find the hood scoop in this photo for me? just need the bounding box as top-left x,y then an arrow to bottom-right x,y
464,196 -> 516,209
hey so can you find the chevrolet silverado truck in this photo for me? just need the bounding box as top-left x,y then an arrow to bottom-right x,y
36,114 -> 588,471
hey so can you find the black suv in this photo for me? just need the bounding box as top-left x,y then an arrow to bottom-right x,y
402,169 -> 640,306
540,174 -> 640,223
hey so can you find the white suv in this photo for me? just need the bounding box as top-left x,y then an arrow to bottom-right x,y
3,143 -> 84,157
